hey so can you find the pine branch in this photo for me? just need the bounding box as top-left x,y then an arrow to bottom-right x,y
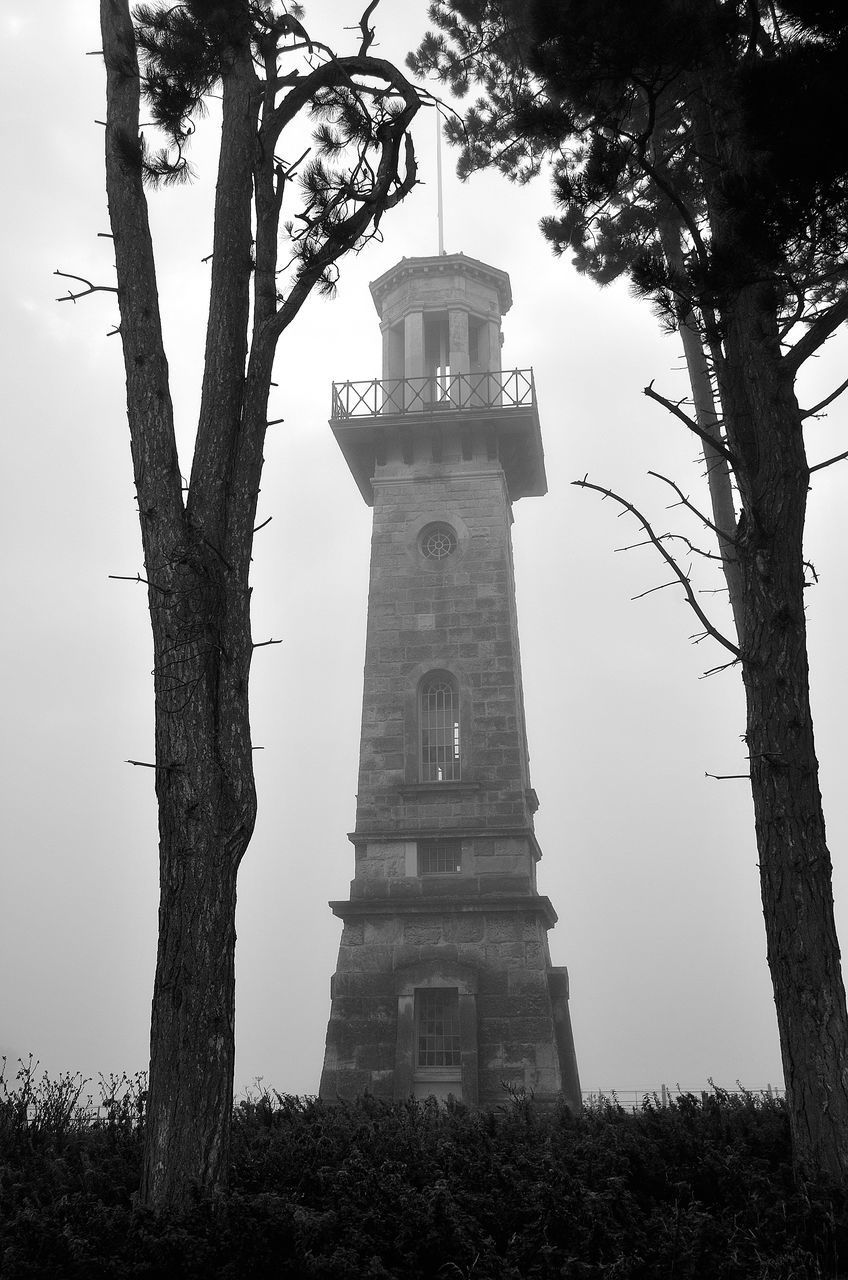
783,292 -> 848,377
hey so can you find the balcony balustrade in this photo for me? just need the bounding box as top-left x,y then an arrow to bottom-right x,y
330,369 -> 535,419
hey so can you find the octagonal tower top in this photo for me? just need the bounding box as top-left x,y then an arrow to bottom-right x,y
330,251 -> 545,504
370,252 -> 512,325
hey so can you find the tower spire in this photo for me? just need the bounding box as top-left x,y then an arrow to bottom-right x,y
436,113 -> 445,256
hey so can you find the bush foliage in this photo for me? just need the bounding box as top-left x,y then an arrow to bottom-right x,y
1,1061 -> 846,1278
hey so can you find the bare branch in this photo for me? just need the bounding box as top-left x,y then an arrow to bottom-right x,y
358,0 -> 380,54
108,572 -> 169,594
54,269 -> 118,303
573,477 -> 742,658
617,533 -> 724,562
662,533 -> 724,562
644,381 -> 736,464
700,659 -> 741,678
253,637 -> 283,648
648,470 -> 738,544
802,375 -> 848,420
253,516 -> 272,533
705,770 -> 750,779
631,579 -> 678,601
809,448 -> 848,475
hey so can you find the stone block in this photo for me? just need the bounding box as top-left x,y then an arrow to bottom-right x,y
337,943 -> 394,973
447,915 -> 484,943
523,941 -> 547,969
483,943 -> 526,971
325,1067 -> 373,1098
507,991 -> 552,1018
364,918 -> 404,946
328,970 -> 395,999
476,993 -> 514,1021
392,943 -> 422,968
417,942 -> 459,964
356,1040 -> 396,1072
480,875 -> 532,896
478,1016 -> 510,1046
484,916 -> 522,944
501,1041 -> 540,1069
521,917 -> 548,941
478,968 -> 509,996
507,1016 -> 555,1046
508,969 -> 548,995
403,921 -> 443,945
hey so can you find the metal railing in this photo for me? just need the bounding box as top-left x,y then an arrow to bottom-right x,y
331,369 -> 535,419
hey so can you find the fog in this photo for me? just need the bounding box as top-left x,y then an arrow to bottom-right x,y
2,0 -> 847,1102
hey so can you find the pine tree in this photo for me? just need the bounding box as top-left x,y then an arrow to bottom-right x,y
412,0 -> 848,1179
96,0 -> 421,1209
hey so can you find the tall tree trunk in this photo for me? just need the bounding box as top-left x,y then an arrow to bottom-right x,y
101,0 -> 420,1209
102,0 -> 258,1209
659,227 -> 744,644
718,280 -> 848,1178
140,49 -> 259,1210
687,49 -> 848,1176
138,539 -> 257,1208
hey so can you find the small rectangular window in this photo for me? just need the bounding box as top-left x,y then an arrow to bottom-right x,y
418,840 -> 462,876
416,988 -> 461,1068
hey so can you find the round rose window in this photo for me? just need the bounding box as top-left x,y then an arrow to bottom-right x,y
420,523 -> 457,560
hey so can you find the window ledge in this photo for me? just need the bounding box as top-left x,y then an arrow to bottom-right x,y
399,782 -> 480,797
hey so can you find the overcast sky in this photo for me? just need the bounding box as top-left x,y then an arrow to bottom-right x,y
2,1 -> 847,1103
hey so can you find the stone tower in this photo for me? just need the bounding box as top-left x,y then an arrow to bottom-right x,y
319,252 -> 580,1109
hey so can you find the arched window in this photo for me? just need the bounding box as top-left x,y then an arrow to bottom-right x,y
419,672 -> 461,782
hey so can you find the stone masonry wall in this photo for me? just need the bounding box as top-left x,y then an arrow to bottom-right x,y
353,422 -> 534,840
319,904 -> 563,1104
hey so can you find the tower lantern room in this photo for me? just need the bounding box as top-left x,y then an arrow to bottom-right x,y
320,251 -> 580,1109
375,252 -> 508,385
331,253 -> 546,503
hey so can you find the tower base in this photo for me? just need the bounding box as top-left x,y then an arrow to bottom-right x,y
319,895 -> 581,1111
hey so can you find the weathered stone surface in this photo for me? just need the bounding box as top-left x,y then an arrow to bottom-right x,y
319,253 -> 580,1111
446,916 -> 485,943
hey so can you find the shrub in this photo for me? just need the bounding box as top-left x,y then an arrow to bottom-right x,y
1,1075 -> 845,1278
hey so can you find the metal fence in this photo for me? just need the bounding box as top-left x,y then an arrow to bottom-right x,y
331,368 -> 535,418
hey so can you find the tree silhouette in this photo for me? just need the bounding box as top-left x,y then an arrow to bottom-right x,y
92,0 -> 421,1209
412,0 -> 848,1179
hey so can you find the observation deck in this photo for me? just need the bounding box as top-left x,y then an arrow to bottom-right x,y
329,368 -> 546,504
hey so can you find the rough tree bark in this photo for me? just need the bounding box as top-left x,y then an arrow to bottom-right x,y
99,0 -> 420,1208
691,53 -> 848,1174
717,279 -> 848,1178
